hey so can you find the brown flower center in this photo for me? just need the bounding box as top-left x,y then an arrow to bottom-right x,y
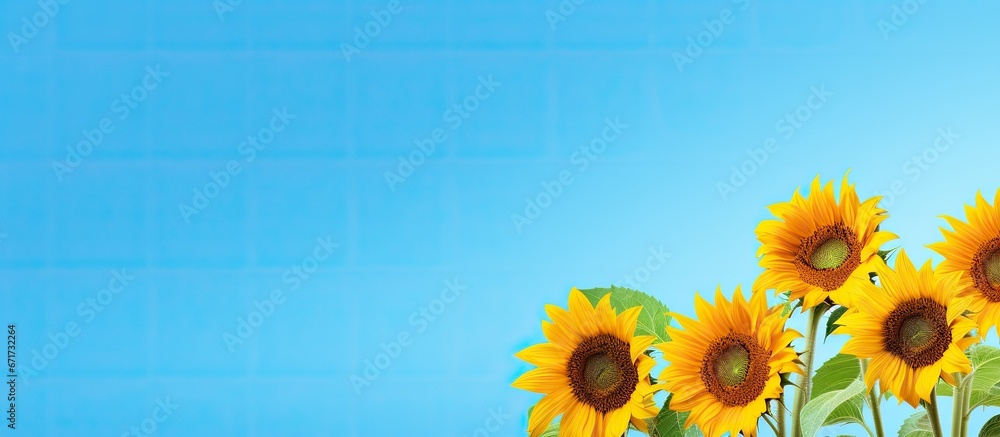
567,333 -> 638,413
882,298 -> 951,369
794,224 -> 862,291
584,354 -> 620,393
701,332 -> 770,407
971,237 -> 1000,302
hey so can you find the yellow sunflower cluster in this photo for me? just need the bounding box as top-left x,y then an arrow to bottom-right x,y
513,289 -> 659,437
657,287 -> 802,437
513,174 -> 1000,437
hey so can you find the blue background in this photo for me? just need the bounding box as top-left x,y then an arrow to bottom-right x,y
2,0 -> 1000,435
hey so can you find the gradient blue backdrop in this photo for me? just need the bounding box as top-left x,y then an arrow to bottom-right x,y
2,1 -> 1000,436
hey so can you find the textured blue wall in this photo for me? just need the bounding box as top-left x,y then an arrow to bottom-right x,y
1,0 -> 999,435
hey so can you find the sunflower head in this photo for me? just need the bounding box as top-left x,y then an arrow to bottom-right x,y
656,287 -> 802,437
512,288 -> 659,437
929,189 -> 1000,337
836,250 -> 978,407
753,173 -> 897,309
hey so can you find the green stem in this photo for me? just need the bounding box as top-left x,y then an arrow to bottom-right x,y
924,389 -> 944,437
763,414 -> 781,437
960,373 -> 972,437
861,359 -> 885,437
869,390 -> 885,437
792,302 -> 830,437
858,422 -> 877,437
952,374 -> 965,437
777,392 -> 787,437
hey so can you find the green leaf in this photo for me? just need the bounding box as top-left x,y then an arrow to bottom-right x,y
810,354 -> 867,434
878,247 -> 898,263
980,414 -> 1000,437
966,345 -> 1000,409
650,394 -> 702,437
936,345 -> 1000,410
776,291 -> 801,317
800,378 -> 867,437
813,354 -> 863,396
580,286 -> 672,343
825,306 -> 849,341
935,381 -> 955,397
897,411 -> 933,437
539,421 -> 559,437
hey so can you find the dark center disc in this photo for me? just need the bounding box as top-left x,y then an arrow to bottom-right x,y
700,332 -> 770,407
566,333 -> 638,413
882,298 -> 951,369
584,353 -> 620,394
794,224 -> 862,291
971,238 -> 1000,302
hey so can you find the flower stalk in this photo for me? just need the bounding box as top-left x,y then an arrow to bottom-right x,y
792,302 -> 830,437
951,373 -> 965,437
861,359 -> 885,437
959,372 -> 972,437
924,389 -> 944,437
777,392 -> 786,437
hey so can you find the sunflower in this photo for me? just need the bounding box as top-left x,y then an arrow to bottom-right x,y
929,190 -> 1000,336
753,174 -> 897,309
657,287 -> 802,437
835,250 -> 978,407
513,288 -> 659,437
